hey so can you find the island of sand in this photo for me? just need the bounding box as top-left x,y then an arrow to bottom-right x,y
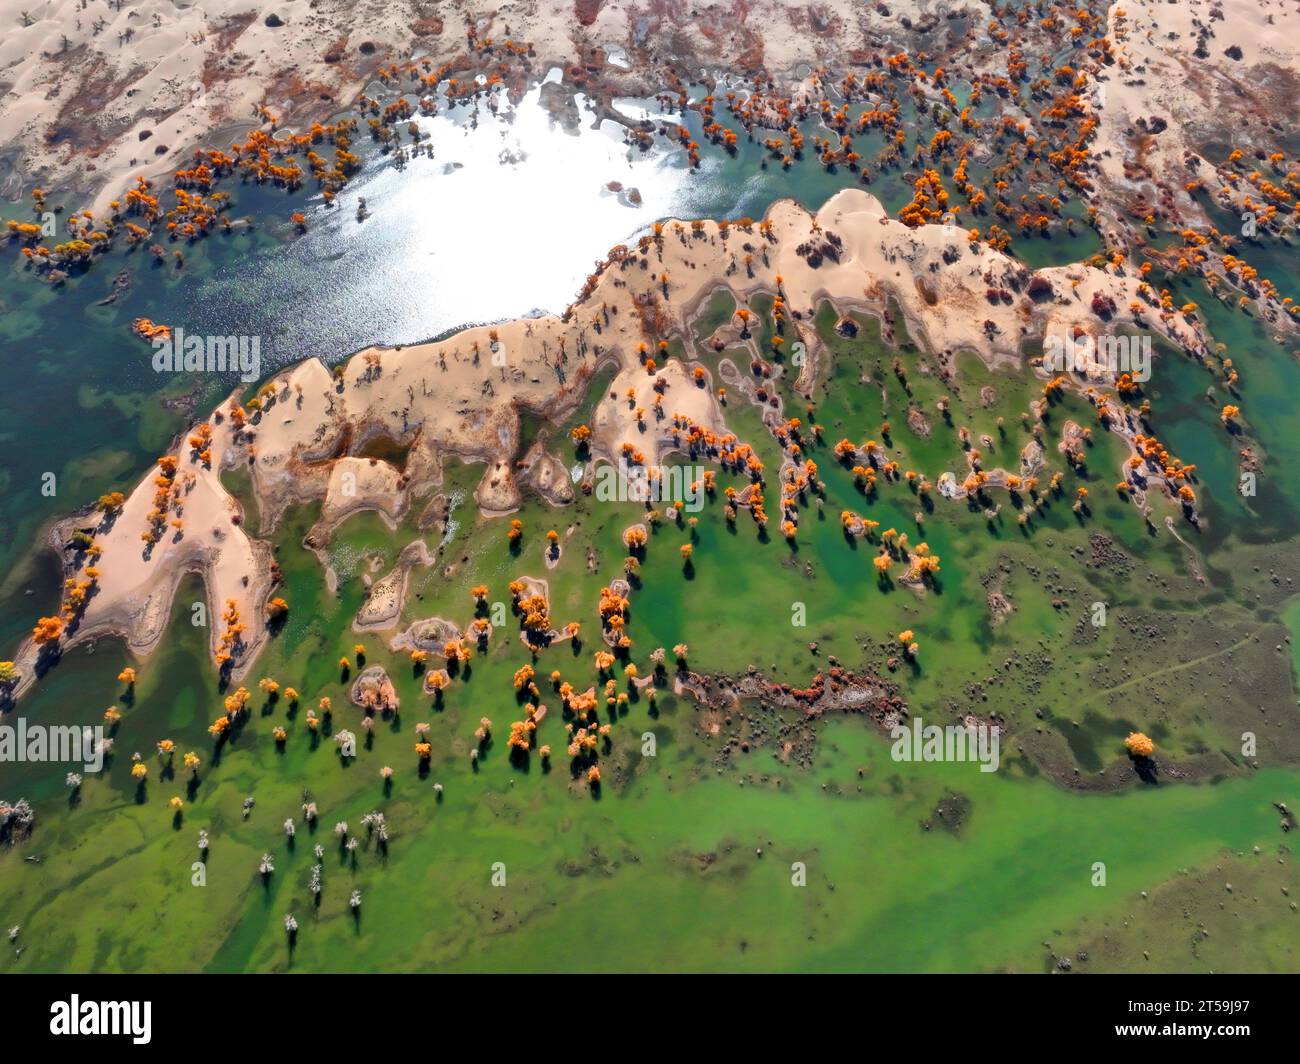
6,187 -> 1214,700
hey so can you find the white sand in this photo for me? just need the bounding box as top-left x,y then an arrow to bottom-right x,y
1094,0 -> 1300,223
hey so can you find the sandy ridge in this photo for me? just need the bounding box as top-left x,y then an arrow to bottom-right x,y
5,186 -> 1208,701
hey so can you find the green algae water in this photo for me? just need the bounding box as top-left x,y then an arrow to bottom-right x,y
2,453 -> 1296,971
3,605 -> 1296,973
1,81 -> 1298,973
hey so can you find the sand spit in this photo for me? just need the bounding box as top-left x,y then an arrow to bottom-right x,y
353,539 -> 435,632
589,355 -> 728,472
6,187 -> 1208,700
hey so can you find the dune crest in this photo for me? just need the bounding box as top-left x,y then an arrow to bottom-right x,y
8,188 -> 1208,697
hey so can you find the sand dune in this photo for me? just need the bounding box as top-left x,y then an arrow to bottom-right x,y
5,185 -> 1210,700
1094,0 -> 1300,228
0,0 -> 943,212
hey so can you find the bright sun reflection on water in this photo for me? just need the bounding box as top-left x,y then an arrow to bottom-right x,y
370,81 -> 694,324
219,75 -> 744,369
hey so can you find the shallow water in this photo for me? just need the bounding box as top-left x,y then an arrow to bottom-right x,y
1,75 -> 1298,973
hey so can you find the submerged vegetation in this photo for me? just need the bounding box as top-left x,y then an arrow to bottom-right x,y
1,1 -> 1299,973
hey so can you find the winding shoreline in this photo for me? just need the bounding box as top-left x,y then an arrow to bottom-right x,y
3,186 -> 1213,703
